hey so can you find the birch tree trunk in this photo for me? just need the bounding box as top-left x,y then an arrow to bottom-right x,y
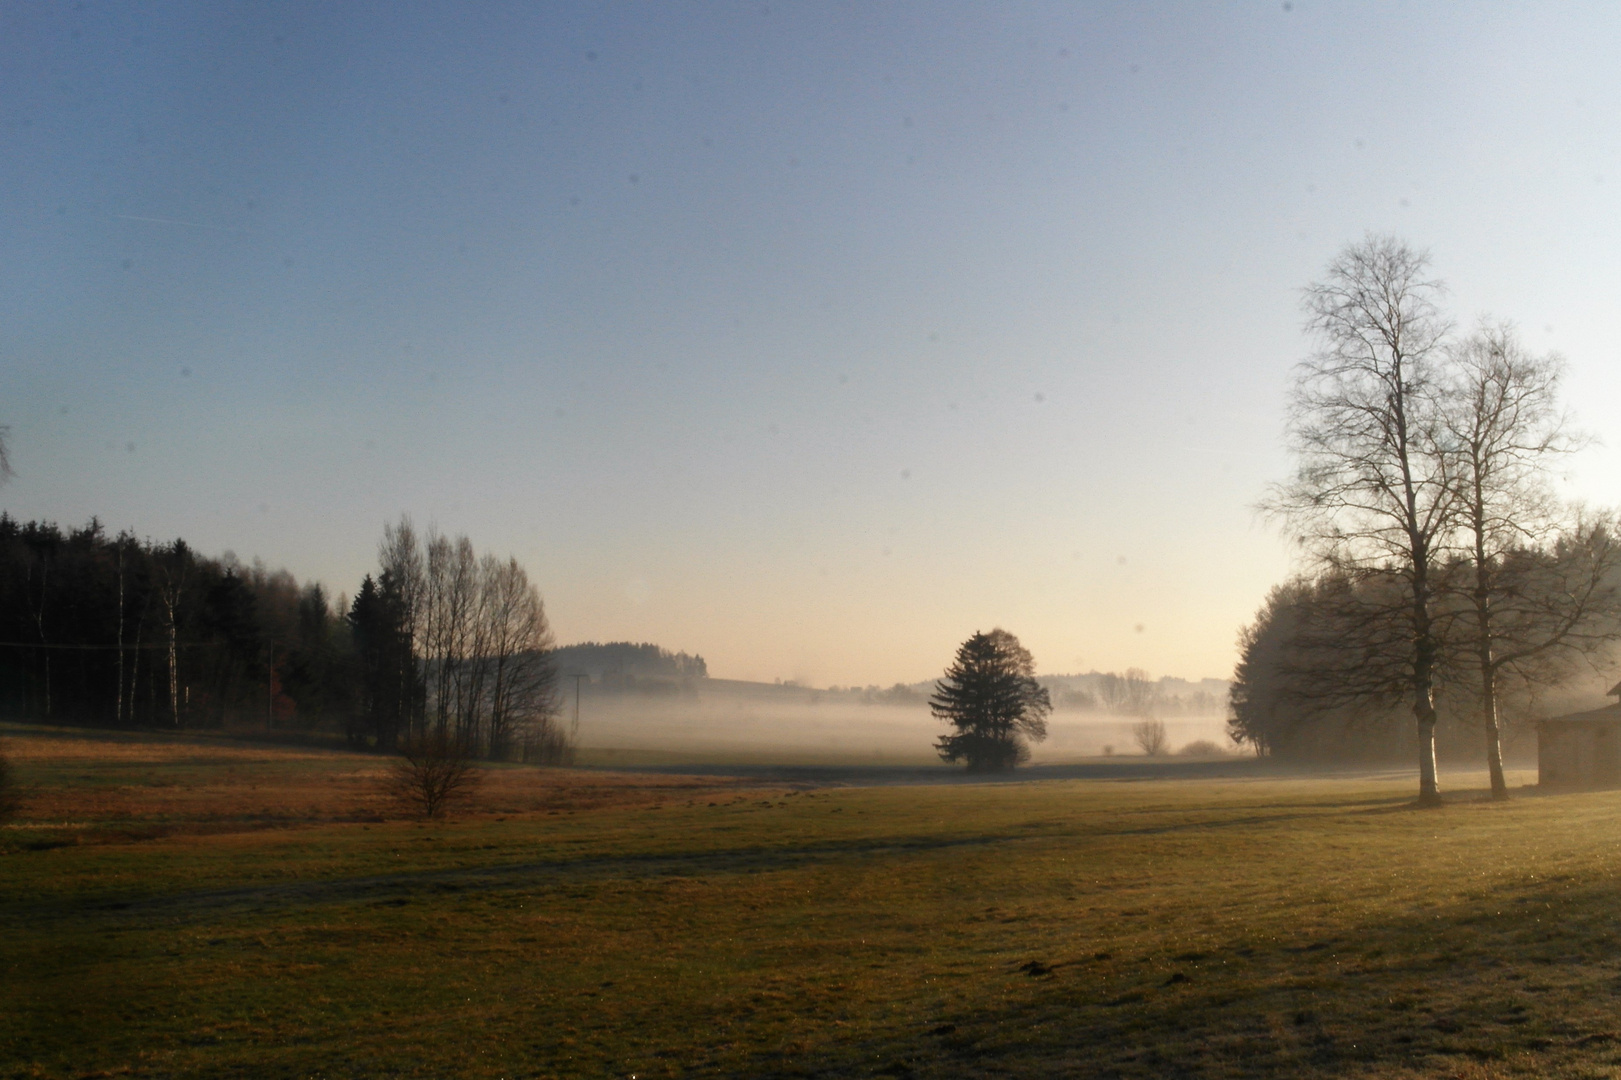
1271,235 -> 1455,806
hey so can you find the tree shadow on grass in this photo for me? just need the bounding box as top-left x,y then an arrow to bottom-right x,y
797,876 -> 1621,1080
6,778 -> 1456,935
14,793 -> 1433,930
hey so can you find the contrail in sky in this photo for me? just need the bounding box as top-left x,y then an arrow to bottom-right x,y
115,214 -> 250,233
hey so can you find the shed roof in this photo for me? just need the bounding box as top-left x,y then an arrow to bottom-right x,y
1543,702 -> 1621,725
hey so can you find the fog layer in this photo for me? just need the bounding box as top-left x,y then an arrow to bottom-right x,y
571,685 -> 1231,766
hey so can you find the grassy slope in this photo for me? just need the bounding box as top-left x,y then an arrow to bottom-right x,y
3,727 -> 1620,1079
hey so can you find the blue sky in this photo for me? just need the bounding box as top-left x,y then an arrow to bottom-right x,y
5,2 -> 1621,685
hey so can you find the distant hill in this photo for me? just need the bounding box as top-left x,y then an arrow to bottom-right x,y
550,642 -> 708,682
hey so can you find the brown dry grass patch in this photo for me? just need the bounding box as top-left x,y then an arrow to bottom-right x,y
0,722 -> 770,849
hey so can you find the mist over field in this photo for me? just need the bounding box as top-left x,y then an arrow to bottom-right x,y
569,676 -> 1232,766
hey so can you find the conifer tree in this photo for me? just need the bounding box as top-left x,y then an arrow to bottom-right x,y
931,628 -> 1050,772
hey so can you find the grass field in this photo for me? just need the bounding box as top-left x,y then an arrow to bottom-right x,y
5,723 -> 1621,1079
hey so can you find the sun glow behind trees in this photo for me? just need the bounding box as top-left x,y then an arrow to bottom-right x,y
1244,236 -> 1621,795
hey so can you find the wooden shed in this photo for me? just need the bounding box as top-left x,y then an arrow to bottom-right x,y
1539,682 -> 1621,790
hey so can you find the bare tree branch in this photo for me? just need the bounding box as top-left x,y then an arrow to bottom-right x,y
1264,235 -> 1454,804
1439,322 -> 1619,798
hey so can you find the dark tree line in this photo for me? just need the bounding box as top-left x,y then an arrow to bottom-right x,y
0,514 -> 567,762
549,642 -> 708,682
1230,574 -> 1450,763
0,516 -> 344,729
1230,538 -> 1621,767
346,568 -> 419,751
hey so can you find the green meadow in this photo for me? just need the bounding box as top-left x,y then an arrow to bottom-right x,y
5,725 -> 1620,1079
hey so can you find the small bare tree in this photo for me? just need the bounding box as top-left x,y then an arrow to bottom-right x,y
1132,718 -> 1169,756
385,730 -> 482,818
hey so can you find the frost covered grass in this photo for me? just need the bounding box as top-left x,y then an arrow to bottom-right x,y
5,723 -> 1618,1079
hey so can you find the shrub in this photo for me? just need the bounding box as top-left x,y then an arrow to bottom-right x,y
1177,739 -> 1228,758
384,730 -> 482,819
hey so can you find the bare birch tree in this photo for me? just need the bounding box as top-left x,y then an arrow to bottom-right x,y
379,516 -> 425,734
154,541 -> 192,727
458,543 -> 495,747
422,529 -> 455,735
481,555 -> 560,760
1439,322 -> 1621,798
1269,235 -> 1456,805
375,519 -> 562,760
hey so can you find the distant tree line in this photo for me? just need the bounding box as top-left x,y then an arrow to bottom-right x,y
1049,671 -> 1225,717
815,673 -> 1226,716
0,513 -> 567,763
1229,537 -> 1621,766
550,641 -> 707,681
0,516 -> 346,730
821,682 -> 928,707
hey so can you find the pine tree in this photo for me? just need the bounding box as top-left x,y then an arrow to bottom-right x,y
931,628 -> 1051,772
348,571 -> 418,750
